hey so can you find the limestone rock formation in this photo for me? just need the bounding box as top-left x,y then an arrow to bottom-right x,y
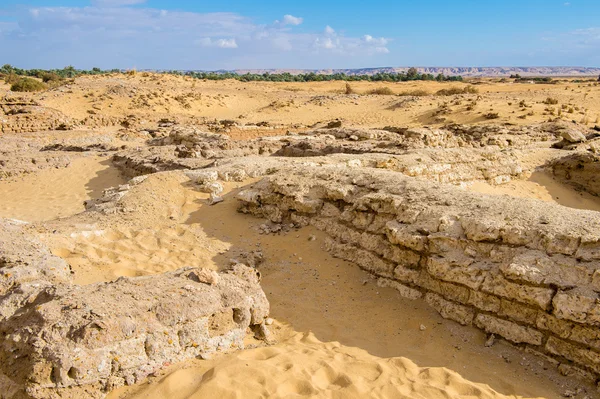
0,220 -> 270,398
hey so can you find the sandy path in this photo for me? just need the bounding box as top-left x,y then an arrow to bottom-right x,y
0,156 -> 126,222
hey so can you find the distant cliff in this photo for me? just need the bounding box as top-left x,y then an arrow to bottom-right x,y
231,66 -> 600,77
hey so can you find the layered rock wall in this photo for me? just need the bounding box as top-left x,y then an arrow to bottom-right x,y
237,165 -> 600,382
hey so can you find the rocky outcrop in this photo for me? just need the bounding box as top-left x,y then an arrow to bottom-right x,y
0,97 -> 72,134
236,165 -> 600,382
0,220 -> 270,398
113,124 -> 556,185
550,151 -> 600,197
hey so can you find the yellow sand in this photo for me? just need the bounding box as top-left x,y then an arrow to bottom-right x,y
5,73 -> 597,132
109,331 -> 531,399
55,225 -> 229,285
469,171 -> 600,212
0,156 -> 126,222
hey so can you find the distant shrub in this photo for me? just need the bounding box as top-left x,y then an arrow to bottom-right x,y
127,69 -> 137,76
4,73 -> 20,85
10,77 -> 47,92
543,97 -> 559,105
436,87 -> 463,96
483,112 -> 499,119
344,83 -> 355,95
398,89 -> 429,96
436,86 -> 479,96
368,86 -> 395,95
38,71 -> 62,83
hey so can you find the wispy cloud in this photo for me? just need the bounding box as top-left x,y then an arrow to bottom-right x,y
282,14 -> 303,26
0,6 -> 390,69
196,37 -> 238,49
544,27 -> 600,48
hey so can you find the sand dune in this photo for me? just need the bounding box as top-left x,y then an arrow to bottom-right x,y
110,331 -> 534,399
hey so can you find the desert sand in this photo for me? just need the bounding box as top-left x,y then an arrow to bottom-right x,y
1,73 -> 600,399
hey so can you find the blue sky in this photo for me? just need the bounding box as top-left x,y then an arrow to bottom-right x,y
0,0 -> 599,70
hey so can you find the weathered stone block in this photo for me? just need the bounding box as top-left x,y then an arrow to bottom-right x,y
0,265 -> 269,398
474,314 -> 544,345
324,239 -> 395,278
536,313 -> 574,339
426,256 -> 488,290
481,273 -> 554,310
385,221 -> 428,252
425,293 -> 475,325
350,211 -> 374,230
546,336 -> 600,374
462,218 -> 502,242
377,278 -> 422,300
557,363 -> 597,383
393,264 -> 420,285
553,288 -> 600,327
501,251 -> 590,288
543,232 -> 581,256
320,202 -> 341,218
467,291 -> 501,313
576,237 -> 600,261
498,300 -> 538,325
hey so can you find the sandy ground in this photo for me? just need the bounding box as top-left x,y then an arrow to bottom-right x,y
3,74 -> 598,134
109,332 -> 528,399
0,156 -> 126,222
2,159 -> 596,398
468,171 -> 600,212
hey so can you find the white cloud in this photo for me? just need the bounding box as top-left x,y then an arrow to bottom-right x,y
546,27 -> 600,48
363,35 -> 388,46
216,38 -> 237,48
197,37 -> 238,49
0,5 -> 390,69
316,37 -> 337,49
314,28 -> 389,55
282,14 -> 303,26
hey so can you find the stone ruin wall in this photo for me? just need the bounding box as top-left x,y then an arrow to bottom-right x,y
237,165 -> 600,383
